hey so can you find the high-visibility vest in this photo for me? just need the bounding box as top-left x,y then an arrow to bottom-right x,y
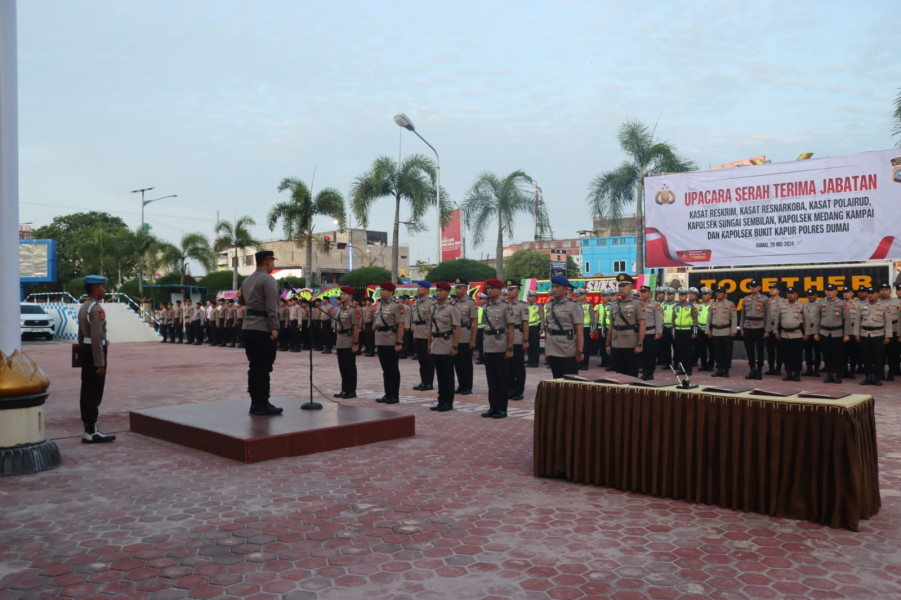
604,303 -> 611,327
528,304 -> 541,326
477,306 -> 485,329
696,303 -> 710,328
674,303 -> 694,330
663,302 -> 675,326
581,303 -> 591,326
595,303 -> 606,326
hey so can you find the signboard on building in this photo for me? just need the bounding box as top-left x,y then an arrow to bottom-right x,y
644,149 -> 901,268
441,209 -> 463,261
550,249 -> 567,277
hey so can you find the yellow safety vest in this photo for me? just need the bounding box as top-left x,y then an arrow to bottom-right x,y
595,303 -> 606,325
528,304 -> 541,326
674,304 -> 694,330
696,303 -> 710,328
477,306 -> 485,329
582,302 -> 591,326
663,302 -> 675,326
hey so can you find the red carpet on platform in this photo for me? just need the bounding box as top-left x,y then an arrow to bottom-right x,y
129,397 -> 415,463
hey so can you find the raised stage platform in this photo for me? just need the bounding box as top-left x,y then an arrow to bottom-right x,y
130,397 -> 415,463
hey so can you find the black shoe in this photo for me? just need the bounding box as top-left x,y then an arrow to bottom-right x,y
834,376 -> 842,384
384,397 -> 399,404
481,410 -> 494,418
860,375 -> 872,386
436,405 -> 453,412
510,394 -> 523,401
873,378 -> 883,386
782,374 -> 794,382
745,370 -> 757,380
491,411 -> 507,419
412,384 -> 425,391
764,368 -> 777,375
249,403 -> 283,416
475,360 -> 484,365
792,373 -> 801,382
453,387 -> 462,394
375,395 -> 388,403
823,374 -> 835,384
802,369 -> 815,377
886,372 -> 895,382
754,370 -> 763,380
421,384 -> 433,391
334,392 -> 346,398
365,353 -> 375,357
711,369 -> 723,378
82,427 -> 116,443
429,404 -> 441,411
457,390 -> 472,396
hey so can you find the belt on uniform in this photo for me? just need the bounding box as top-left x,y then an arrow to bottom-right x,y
338,328 -> 351,335
711,325 -> 730,329
781,325 -> 801,332
376,325 -> 396,332
513,325 -> 523,331
821,325 -> 843,331
745,316 -> 763,321
614,325 -> 636,331
414,320 -> 427,325
549,329 -> 573,336
675,326 -> 692,331
435,330 -> 453,339
861,325 -> 884,331
247,309 -> 267,317
645,327 -> 655,333
461,323 -> 472,329
81,338 -> 108,346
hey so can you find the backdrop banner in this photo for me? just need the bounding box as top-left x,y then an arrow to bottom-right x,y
441,209 -> 462,261
643,149 -> 901,268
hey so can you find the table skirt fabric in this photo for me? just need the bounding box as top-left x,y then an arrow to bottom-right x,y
533,381 -> 880,530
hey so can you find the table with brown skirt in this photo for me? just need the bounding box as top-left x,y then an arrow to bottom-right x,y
533,380 -> 880,530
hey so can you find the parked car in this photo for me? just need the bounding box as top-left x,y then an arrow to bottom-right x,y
20,303 -> 55,340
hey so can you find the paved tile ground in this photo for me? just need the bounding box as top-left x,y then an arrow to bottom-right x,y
2,340 -> 900,599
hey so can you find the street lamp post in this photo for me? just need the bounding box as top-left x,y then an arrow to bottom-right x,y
130,187 -> 177,299
393,113 -> 441,265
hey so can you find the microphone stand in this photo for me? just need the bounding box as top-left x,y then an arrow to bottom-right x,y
284,282 -> 341,410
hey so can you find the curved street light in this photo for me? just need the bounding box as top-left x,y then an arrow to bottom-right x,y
130,187 -> 177,298
394,113 -> 441,264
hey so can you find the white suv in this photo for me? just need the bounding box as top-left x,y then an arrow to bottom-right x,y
20,303 -> 55,340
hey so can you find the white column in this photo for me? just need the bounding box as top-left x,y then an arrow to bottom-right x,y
0,0 -> 20,357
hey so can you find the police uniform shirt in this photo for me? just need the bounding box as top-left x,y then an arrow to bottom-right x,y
429,302 -> 461,355
767,296 -> 784,332
236,304 -> 246,320
482,299 -> 515,353
812,298 -> 851,337
672,302 -> 698,331
216,304 -> 226,324
859,301 -> 892,338
404,300 -> 414,329
507,299 -> 529,345
412,296 -> 437,340
184,304 -> 194,321
844,298 -> 860,333
706,300 -> 737,337
78,299 -> 108,367
776,301 -> 809,339
374,299 -> 404,346
641,300 -> 663,335
288,302 -> 299,321
226,303 -> 237,322
740,294 -> 770,331
175,304 -> 184,323
543,298 -> 582,357
239,269 -> 280,332
335,305 -> 362,349
451,295 -> 478,344
879,296 -> 901,328
609,298 -> 645,348
362,305 -> 374,325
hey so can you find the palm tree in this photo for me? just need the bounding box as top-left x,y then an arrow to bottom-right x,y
268,178 -> 345,286
158,232 -> 216,284
214,216 -> 262,290
893,88 -> 901,147
587,119 -> 696,272
351,154 -> 450,281
461,170 -> 534,281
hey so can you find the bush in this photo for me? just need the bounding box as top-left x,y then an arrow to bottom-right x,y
426,259 -> 496,283
198,270 -> 245,297
339,266 -> 392,287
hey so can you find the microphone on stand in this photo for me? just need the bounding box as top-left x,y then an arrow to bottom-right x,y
282,280 -> 326,410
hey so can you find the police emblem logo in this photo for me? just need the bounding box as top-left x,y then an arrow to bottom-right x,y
892,157 -> 901,184
655,184 -> 676,205
98,308 -> 105,320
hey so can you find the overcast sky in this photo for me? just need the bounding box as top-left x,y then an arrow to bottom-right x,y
16,0 -> 900,267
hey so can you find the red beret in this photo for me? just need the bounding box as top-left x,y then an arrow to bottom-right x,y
435,281 -> 451,291
379,281 -> 396,292
340,286 -> 355,296
485,278 -> 504,289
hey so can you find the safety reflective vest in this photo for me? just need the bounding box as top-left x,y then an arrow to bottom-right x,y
477,306 -> 485,329
663,302 -> 675,327
581,303 -> 591,326
674,303 -> 694,330
696,303 -> 710,328
528,304 -> 541,326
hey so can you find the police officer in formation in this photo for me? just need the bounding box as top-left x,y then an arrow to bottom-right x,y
671,288 -> 697,375
880,282 -> 901,380
764,283 -> 783,375
373,281 -> 405,404
428,282 -> 461,412
605,274 -> 646,376
694,287 -> 713,370
542,275 -> 584,379
810,284 -> 851,383
740,280 -> 769,380
525,290 -> 544,367
480,278 -> 515,419
450,279 -> 478,395
802,288 -> 822,375
638,284 -> 663,381
574,288 -> 592,370
412,281 -> 436,391
859,285 -> 892,386
706,286 -> 737,377
774,286 -> 809,382
333,286 -> 361,399
505,280 -> 529,400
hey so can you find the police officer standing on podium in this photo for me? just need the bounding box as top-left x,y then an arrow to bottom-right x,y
78,275 -> 116,443
542,275 -> 583,379
605,274 -> 646,376
238,250 -> 283,415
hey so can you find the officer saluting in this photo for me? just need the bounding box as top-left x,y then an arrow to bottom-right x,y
605,274 -> 646,376
811,283 -> 852,383
78,275 -> 115,443
543,275 -> 584,379
374,282 -> 405,404
239,250 -> 283,415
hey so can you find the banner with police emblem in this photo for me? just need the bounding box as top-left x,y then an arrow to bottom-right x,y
643,149 -> 901,268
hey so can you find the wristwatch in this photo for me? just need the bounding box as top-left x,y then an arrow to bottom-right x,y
507,346 -> 513,351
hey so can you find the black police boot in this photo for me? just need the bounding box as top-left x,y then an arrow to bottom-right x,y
823,373 -> 835,383
859,375 -> 872,386
872,376 -> 883,387
886,371 -> 895,382
833,373 -> 842,384
782,373 -> 794,382
745,369 -> 757,380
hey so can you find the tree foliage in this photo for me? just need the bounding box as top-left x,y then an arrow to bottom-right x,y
214,216 -> 261,290
587,120 -> 695,271
894,88 -> 901,147
156,232 -> 216,284
503,249 -> 579,281
198,270 -> 245,296
425,258 -> 496,283
338,266 -> 392,287
351,154 -> 452,281
461,170 -> 534,281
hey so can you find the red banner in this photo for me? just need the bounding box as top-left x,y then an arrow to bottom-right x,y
441,209 -> 462,261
